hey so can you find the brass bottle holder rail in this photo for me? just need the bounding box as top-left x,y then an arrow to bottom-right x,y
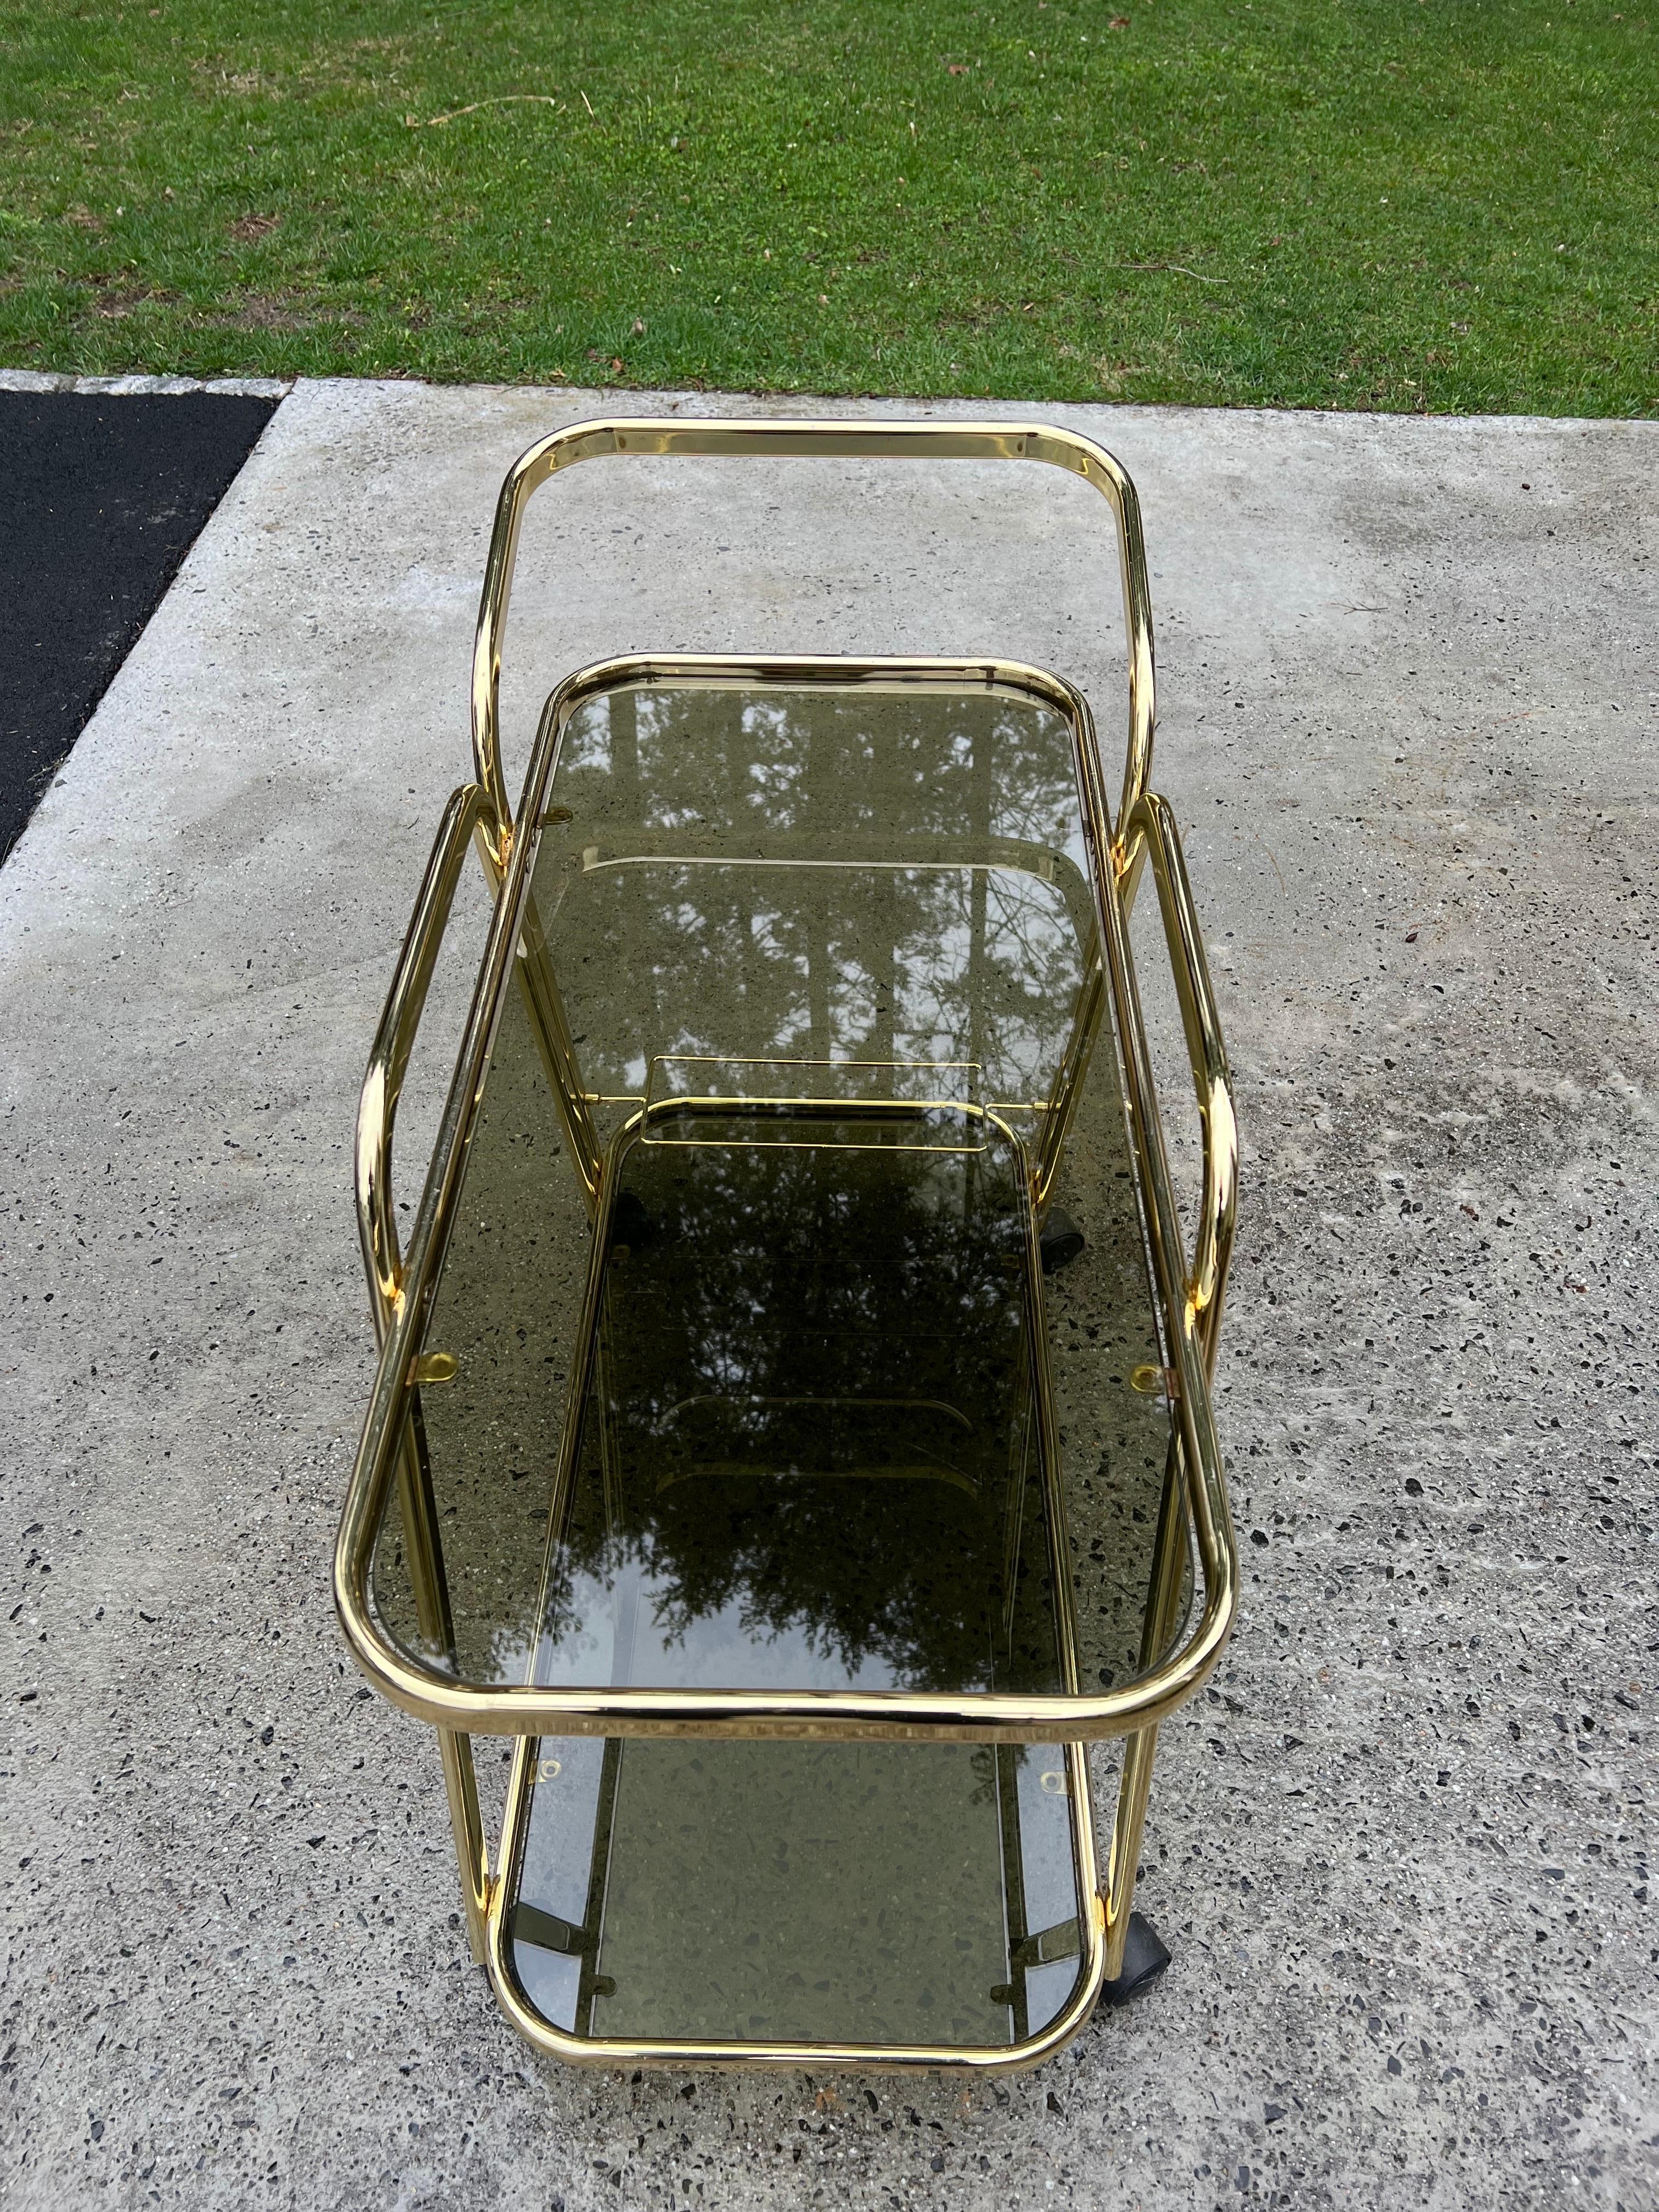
335,421 -> 1238,2069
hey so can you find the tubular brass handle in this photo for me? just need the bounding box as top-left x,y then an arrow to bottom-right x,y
355,781 -> 492,1339
1121,792 -> 1238,1376
469,416 -> 1157,861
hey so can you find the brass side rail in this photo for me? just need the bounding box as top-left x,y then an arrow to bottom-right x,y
1098,788 -> 1237,1976
352,777 -> 495,1959
1122,791 -> 1238,1378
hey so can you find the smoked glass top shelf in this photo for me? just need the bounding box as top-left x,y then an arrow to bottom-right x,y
343,665 -> 1224,1742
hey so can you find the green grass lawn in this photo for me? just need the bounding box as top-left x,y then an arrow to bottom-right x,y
1,0 -> 1654,411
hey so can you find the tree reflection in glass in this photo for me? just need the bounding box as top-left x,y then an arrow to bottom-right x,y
537,686 -> 1094,1147
533,1124 -> 1065,1699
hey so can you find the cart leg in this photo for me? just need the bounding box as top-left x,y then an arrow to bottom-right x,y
1101,1723 -> 1168,2001
393,1412 -> 494,1963
1099,1427 -> 1189,1997
479,830 -> 604,1214
512,894 -> 604,1212
439,1729 -> 492,1964
1034,958 -> 1105,1220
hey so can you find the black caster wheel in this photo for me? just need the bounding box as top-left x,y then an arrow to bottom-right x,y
1099,1912 -> 1171,2008
1039,1207 -> 1085,1275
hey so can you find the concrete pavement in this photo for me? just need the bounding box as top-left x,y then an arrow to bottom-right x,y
1,379 -> 1655,2209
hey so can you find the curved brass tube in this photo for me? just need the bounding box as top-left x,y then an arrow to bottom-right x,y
356,781 -> 493,1333
352,778 -> 499,1958
469,416 -> 1156,860
1091,789 -> 1238,1976
1121,791 -> 1238,1375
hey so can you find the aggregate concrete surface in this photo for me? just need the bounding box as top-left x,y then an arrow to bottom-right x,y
1,380 -> 1654,2211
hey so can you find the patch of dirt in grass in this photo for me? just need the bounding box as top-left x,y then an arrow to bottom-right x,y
227,212 -> 280,243
64,205 -> 106,233
218,291 -> 312,330
213,290 -> 366,331
83,275 -> 181,317
1054,341 -> 1154,394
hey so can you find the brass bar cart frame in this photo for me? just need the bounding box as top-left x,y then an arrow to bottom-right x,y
336,420 -> 1239,2069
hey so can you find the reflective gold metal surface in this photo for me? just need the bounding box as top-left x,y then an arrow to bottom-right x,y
467,418 -> 1156,856
337,418 -> 1240,2067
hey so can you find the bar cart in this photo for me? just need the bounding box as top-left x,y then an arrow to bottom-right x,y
335,419 -> 1238,2072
